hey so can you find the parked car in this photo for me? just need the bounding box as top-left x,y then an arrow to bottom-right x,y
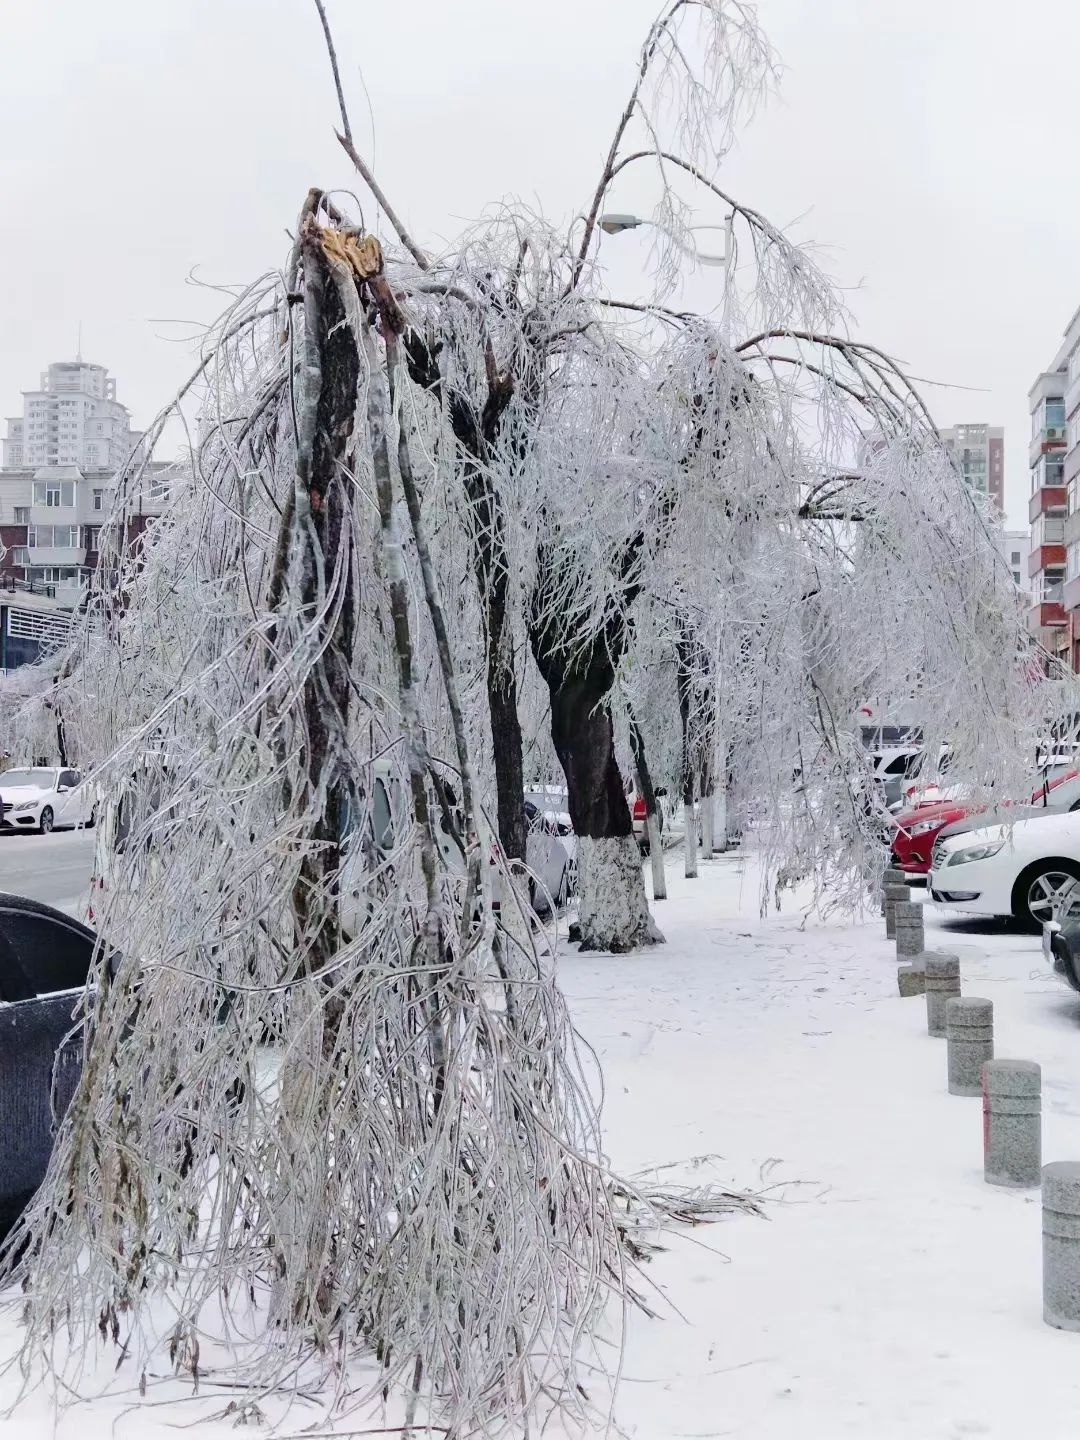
338,770 -> 577,931
928,810 -> 1080,928
869,746 -> 924,813
892,768 -> 1080,877
0,766 -> 94,835
631,790 -> 666,852
1043,907 -> 1080,994
523,789 -> 577,910
0,895 -> 101,1241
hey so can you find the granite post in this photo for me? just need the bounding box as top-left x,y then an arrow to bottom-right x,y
884,882 -> 909,939
894,900 -> 925,960
924,952 -> 961,1037
983,1060 -> 1041,1188
1043,1162 -> 1080,1331
946,997 -> 993,1097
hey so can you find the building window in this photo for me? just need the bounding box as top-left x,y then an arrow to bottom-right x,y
27,525 -> 79,549
92,489 -> 104,511
1013,570 -> 1022,587
32,480 -> 75,508
27,566 -> 79,585
12,549 -> 29,566
13,507 -> 29,524
1046,399 -> 1066,430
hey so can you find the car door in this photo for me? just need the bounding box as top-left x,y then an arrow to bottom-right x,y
54,769 -> 81,828
525,802 -> 565,905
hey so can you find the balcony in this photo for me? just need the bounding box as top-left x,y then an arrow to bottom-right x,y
26,546 -> 85,566
1030,427 -> 1069,467
1030,486 -> 1069,522
1067,371 -> 1080,421
1029,544 -> 1067,579
1064,576 -> 1080,613
1029,601 -> 1067,628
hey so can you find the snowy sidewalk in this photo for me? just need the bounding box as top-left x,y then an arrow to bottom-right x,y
559,853 -> 1080,1439
6,854 -> 1080,1438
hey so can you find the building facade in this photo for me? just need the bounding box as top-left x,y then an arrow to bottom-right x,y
1,359 -> 171,606
1000,529 -> 1031,597
1027,346 -> 1069,666
941,424 -> 1005,513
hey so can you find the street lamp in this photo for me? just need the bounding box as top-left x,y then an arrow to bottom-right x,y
598,211 -> 731,267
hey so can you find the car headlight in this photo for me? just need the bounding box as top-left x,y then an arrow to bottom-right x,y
12,800 -> 38,812
909,819 -> 940,836
947,840 -> 1004,866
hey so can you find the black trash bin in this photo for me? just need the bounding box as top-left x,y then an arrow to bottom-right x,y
0,896 -> 100,1242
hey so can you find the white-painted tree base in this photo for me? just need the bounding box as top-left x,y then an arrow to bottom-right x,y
683,802 -> 698,878
576,834 -> 664,952
646,814 -> 667,900
701,798 -> 715,857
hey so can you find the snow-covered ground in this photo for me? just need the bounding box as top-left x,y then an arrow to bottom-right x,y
560,853 -> 1080,1440
5,848 -> 1080,1437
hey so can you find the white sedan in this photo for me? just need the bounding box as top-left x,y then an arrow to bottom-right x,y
928,810 -> 1080,928
0,766 -> 94,835
523,790 -> 577,911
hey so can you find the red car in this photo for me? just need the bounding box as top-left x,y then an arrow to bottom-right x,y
891,768 -> 1080,876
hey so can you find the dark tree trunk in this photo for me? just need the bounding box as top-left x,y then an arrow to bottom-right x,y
463,458 -> 527,863
529,571 -> 659,951
547,668 -> 631,844
403,334 -> 527,862
293,234 -> 360,973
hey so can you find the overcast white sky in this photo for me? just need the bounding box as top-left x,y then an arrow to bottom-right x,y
2,0 -> 1077,529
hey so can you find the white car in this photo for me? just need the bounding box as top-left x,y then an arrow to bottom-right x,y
0,766 -> 94,835
928,810 -> 1080,928
523,789 -> 577,910
338,773 -> 577,932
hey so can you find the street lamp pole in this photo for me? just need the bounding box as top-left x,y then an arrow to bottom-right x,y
599,212 -> 728,265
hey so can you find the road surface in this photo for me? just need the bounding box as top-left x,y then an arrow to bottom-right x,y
0,829 -> 94,917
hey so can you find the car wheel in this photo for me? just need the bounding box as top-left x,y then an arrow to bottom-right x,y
39,807 -> 54,835
1013,860 -> 1080,930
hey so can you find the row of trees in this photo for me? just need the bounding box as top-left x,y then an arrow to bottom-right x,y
2,2 -> 1050,1434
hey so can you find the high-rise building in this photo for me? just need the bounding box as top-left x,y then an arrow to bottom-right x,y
3,360 -> 143,472
0,357 -> 172,609
1027,345 -> 1069,668
940,424 -> 1005,513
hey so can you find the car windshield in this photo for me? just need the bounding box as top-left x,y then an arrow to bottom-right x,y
0,769 -> 54,788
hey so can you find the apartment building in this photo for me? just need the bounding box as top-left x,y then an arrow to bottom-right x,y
1027,345 -> 1069,667
3,360 -> 143,472
0,359 -> 172,606
941,424 -> 1005,512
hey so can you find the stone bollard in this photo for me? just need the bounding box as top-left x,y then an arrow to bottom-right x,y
884,883 -> 909,939
894,900 -> 925,959
924,952 -> 961,1036
946,997 -> 993,1096
897,965 -> 924,997
983,1060 -> 1041,1188
1043,1162 -> 1080,1330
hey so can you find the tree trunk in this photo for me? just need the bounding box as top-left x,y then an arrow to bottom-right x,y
547,676 -> 661,951
402,333 -> 527,864
700,784 -> 714,858
628,703 -> 666,901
